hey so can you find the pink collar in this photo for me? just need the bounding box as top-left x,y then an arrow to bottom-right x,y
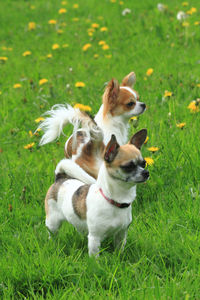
99,188 -> 131,209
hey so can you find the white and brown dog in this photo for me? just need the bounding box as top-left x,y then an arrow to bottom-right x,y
39,72 -> 146,180
39,71 -> 146,147
45,129 -> 149,256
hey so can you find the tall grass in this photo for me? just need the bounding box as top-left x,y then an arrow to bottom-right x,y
0,0 -> 200,298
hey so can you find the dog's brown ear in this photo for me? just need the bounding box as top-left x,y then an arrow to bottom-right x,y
104,134 -> 120,163
129,129 -> 147,149
107,78 -> 120,104
121,72 -> 136,87
103,79 -> 120,116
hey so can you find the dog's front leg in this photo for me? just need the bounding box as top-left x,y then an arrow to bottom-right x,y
114,229 -> 127,251
88,233 -> 101,257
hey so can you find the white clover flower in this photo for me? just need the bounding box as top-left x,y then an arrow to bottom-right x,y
122,8 -> 131,16
177,11 -> 188,21
157,3 -> 166,12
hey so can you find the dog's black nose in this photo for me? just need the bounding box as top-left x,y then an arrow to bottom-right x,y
141,103 -> 146,110
142,170 -> 149,179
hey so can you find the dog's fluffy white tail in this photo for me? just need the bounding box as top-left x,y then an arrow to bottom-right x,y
38,104 -> 101,146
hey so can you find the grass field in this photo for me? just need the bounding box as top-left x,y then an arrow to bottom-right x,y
1,0 -> 200,298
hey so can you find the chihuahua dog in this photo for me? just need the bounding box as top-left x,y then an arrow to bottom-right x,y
39,72 -> 146,180
39,72 -> 146,147
45,129 -> 149,256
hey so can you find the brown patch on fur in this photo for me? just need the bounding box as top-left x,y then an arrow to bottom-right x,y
45,174 -> 71,217
75,140 -> 105,179
105,144 -> 140,168
112,89 -> 137,116
103,81 -> 139,117
103,79 -> 120,117
72,184 -> 90,219
65,137 -> 73,158
64,131 -> 88,158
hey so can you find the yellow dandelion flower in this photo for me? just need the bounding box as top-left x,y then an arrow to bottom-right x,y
164,90 -> 172,97
187,7 -> 197,15
30,5 -> 35,10
182,21 -> 189,27
57,29 -> 64,34
105,54 -> 112,59
62,44 -> 69,48
87,28 -> 95,36
182,2 -> 189,6
102,44 -> 109,50
22,51 -> 31,56
1,46 -> 7,50
61,1 -> 67,5
46,54 -> 52,58
13,83 -> 22,89
28,22 -> 36,30
48,20 -> 57,25
197,83 -> 200,87
147,147 -> 159,153
24,142 -> 35,149
34,128 -> 42,136
191,7 -> 197,13
59,8 -> 67,14
119,1 -> 124,5
35,117 -> 45,123
29,130 -> 33,137
73,4 -> 79,8
39,78 -> 48,85
146,68 -> 154,76
98,40 -> 106,45
100,27 -> 108,32
130,116 -> 137,122
94,54 -> 99,59
52,44 -> 60,50
75,82 -> 85,88
74,103 -> 92,112
110,0 -> 116,2
91,23 -> 100,28
8,47 -> 13,51
82,43 -> 92,51
145,157 -> 154,166
144,136 -> 149,144
0,57 -> 8,61
72,18 -> 79,22
194,21 -> 200,26
88,28 -> 95,33
144,77 -> 147,81
187,100 -> 200,113
176,122 -> 186,128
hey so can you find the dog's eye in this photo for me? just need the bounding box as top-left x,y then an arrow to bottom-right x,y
126,101 -> 135,108
120,161 -> 136,172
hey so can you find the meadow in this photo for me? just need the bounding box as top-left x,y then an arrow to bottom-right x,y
0,0 -> 200,298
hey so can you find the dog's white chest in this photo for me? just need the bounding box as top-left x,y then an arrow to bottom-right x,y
103,211 -> 132,238
86,186 -> 132,239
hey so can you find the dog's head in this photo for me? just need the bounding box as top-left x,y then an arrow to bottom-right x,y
104,129 -> 149,184
102,72 -> 146,118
